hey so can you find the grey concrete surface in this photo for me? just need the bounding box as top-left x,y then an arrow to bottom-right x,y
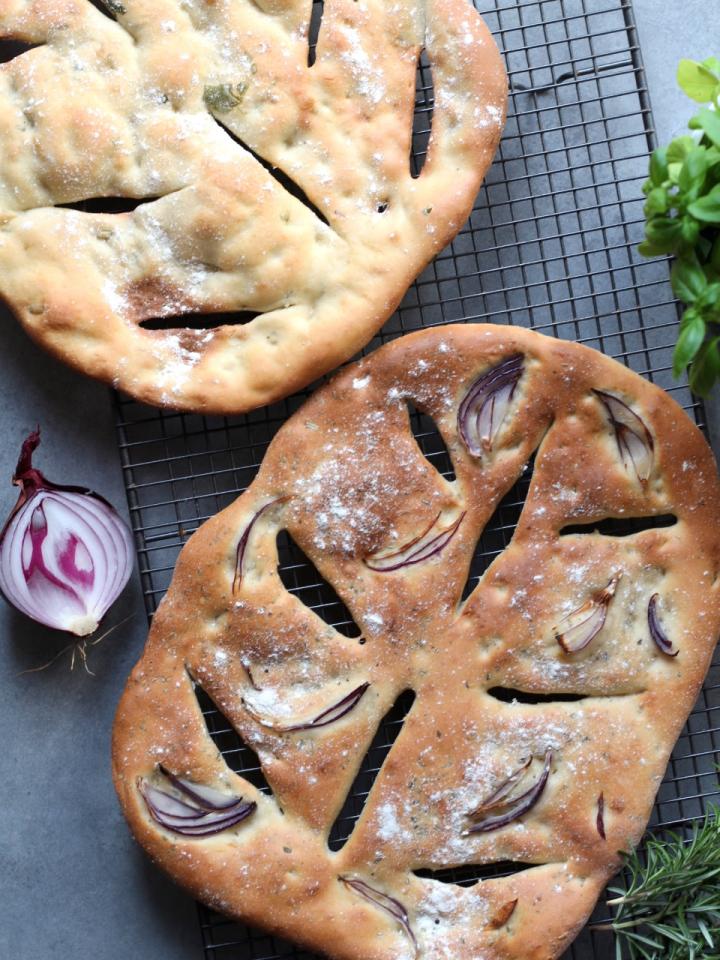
0,3 -> 713,959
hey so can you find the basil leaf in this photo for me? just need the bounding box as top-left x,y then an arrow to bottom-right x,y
644,188 -> 669,218
702,57 -> 720,75
711,236 -> 720,272
680,215 -> 701,247
677,59 -> 720,103
644,217 -> 682,252
673,313 -> 706,377
671,256 -> 708,303
667,161 -> 683,184
679,147 -> 709,195
694,108 -> 720,148
688,185 -> 720,223
649,147 -> 669,186
689,338 -> 720,396
667,136 -> 696,165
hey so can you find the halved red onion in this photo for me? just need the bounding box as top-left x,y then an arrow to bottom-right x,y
0,430 -> 133,636
233,497 -> 287,593
365,512 -> 465,572
554,574 -> 621,654
467,756 -> 533,818
245,681 -> 370,732
465,750 -> 553,834
458,354 -> 524,457
594,390 -> 654,484
648,594 -> 678,657
596,792 -> 606,840
139,767 -> 256,838
340,877 -> 417,955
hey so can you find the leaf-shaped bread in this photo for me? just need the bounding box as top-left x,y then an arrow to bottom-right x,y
0,0 -> 506,412
112,324 -> 720,959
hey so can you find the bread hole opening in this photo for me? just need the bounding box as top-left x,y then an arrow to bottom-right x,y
414,861 -> 539,887
328,689 -> 416,851
307,0 -> 324,67
560,514 -> 677,537
410,49 -> 434,178
56,196 -> 160,214
407,402 -> 456,482
276,530 -> 361,639
140,311 -> 261,331
0,39 -> 40,63
461,455 -> 536,600
376,200 -> 389,214
487,687 -> 586,705
208,116 -> 330,227
191,676 -> 273,795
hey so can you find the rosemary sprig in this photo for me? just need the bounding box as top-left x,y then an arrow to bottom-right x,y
603,806 -> 720,959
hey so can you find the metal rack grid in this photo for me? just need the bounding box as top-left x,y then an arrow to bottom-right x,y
112,0 -> 719,957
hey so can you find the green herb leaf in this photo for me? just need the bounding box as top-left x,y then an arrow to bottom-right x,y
644,188 -> 669,218
680,214 -> 701,248
203,82 -> 248,113
702,56 -> 720,75
667,136 -> 696,165
649,147 -> 669,186
677,59 -> 720,103
690,338 -> 720,395
671,255 -> 708,303
673,313 -> 706,375
644,216 -> 682,253
607,807 -> 720,959
694,108 -> 720,148
688,185 -> 720,223
679,147 -> 709,195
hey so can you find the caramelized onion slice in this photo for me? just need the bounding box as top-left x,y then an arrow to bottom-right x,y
365,512 -> 465,572
233,496 -> 288,593
555,574 -> 621,654
465,750 -> 553,835
594,390 -> 654,484
139,768 -> 256,838
458,354 -> 524,457
340,877 -> 417,955
467,755 -> 533,818
244,681 -> 370,732
648,594 -> 679,657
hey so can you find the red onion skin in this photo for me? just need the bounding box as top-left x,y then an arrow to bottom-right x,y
458,355 -> 524,457
0,430 -> 133,636
365,513 -> 465,572
245,681 -> 370,732
648,594 -> 679,657
233,496 -> 288,593
597,793 -> 606,840
340,877 -> 417,955
139,772 -> 256,838
466,750 -> 553,834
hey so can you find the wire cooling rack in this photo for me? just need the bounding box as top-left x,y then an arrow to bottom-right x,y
113,0 -> 720,957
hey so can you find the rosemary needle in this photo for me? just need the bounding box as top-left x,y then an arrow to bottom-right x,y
603,806 -> 720,959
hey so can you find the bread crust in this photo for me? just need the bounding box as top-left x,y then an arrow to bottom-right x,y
0,0 -> 506,412
113,324 -> 720,960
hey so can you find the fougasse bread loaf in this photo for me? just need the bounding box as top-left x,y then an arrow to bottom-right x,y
113,324 -> 720,960
0,0 -> 505,412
